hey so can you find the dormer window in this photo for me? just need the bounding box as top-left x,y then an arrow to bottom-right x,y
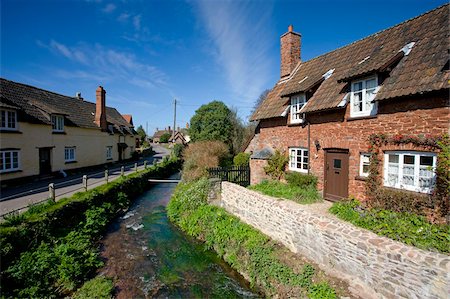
52,115 -> 64,132
290,93 -> 307,124
1,109 -> 17,130
350,76 -> 378,117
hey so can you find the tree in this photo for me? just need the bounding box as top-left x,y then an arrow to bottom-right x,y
189,101 -> 234,145
136,125 -> 146,142
159,133 -> 171,143
252,89 -> 270,115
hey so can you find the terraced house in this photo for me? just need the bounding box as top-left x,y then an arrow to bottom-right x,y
0,79 -> 136,183
248,4 -> 449,201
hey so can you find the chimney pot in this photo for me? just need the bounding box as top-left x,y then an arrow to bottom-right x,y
288,24 -> 293,32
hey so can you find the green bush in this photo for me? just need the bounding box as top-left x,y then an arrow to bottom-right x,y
172,143 -> 184,159
286,171 -> 318,188
159,132 -> 171,143
167,179 -> 335,297
308,282 -> 337,299
72,276 -> 114,299
233,152 -> 250,166
329,199 -> 450,253
248,180 -> 322,204
264,150 -> 288,180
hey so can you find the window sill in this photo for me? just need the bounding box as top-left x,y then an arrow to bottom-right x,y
0,169 -> 22,174
65,161 -> 77,164
381,185 -> 431,196
106,158 -> 113,161
355,175 -> 368,181
52,131 -> 66,135
347,115 -> 377,122
288,168 -> 308,174
0,129 -> 22,134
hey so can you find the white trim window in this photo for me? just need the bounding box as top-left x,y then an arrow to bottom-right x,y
52,115 -> 64,132
1,109 -> 18,130
360,153 -> 371,177
289,147 -> 309,173
64,147 -> 76,162
106,146 -> 113,159
0,150 -> 20,173
384,151 -> 436,193
350,76 -> 378,117
290,93 -> 307,124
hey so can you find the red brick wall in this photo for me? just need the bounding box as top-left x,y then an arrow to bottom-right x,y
280,29 -> 301,78
248,95 -> 449,201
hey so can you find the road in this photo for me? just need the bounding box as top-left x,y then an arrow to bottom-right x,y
0,144 -> 171,217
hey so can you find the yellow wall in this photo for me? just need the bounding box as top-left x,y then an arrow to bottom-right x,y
0,122 -> 135,181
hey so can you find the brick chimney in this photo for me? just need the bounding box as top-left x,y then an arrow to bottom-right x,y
95,86 -> 107,131
280,24 -> 301,79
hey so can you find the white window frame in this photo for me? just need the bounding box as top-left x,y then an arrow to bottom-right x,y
384,151 -> 437,193
289,147 -> 309,173
106,146 -> 113,160
1,109 -> 18,130
290,93 -> 307,124
52,115 -> 64,132
0,150 -> 20,173
64,147 -> 76,162
350,75 -> 379,117
359,153 -> 371,177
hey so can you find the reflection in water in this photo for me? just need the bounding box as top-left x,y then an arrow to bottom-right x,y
100,175 -> 259,298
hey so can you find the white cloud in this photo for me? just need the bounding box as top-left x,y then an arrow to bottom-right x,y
102,3 -> 116,13
117,12 -> 130,22
49,40 -> 88,64
133,14 -> 142,31
193,0 -> 275,104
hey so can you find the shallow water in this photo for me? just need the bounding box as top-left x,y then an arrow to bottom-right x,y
99,174 -> 259,298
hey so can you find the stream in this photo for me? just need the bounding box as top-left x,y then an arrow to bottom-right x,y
99,174 -> 259,298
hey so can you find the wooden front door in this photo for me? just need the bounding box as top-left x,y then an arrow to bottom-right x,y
39,148 -> 52,175
324,149 -> 349,201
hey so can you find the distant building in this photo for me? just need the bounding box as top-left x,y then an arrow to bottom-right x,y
152,126 -> 187,144
0,78 -> 136,182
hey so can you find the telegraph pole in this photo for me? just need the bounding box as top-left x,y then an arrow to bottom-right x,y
172,98 -> 177,141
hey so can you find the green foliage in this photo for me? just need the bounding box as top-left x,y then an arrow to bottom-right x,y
308,282 -> 337,299
159,132 -> 171,143
2,211 -> 26,226
1,158 -> 181,298
329,200 -> 450,253
371,188 -> 429,215
248,180 -> 322,204
285,172 -> 318,188
172,143 -> 185,159
72,276 -> 114,299
136,125 -> 147,142
233,152 -> 250,166
167,179 -> 336,297
188,101 -> 233,144
264,150 -> 288,180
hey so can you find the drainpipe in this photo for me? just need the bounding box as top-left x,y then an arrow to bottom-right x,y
306,115 -> 310,175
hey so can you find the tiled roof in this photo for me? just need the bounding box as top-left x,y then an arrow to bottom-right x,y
0,78 -> 134,133
153,129 -> 172,138
122,114 -> 133,126
251,4 -> 449,121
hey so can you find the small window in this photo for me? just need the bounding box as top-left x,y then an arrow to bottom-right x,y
359,153 -> 371,177
1,109 -> 17,130
52,115 -> 64,132
0,150 -> 20,173
350,76 -> 378,117
333,159 -> 342,169
290,94 -> 307,124
64,147 -> 76,162
384,151 -> 436,193
289,147 -> 308,173
106,146 -> 113,159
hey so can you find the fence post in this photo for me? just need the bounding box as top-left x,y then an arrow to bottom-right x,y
82,175 -> 88,191
135,163 -> 138,172
48,183 -> 55,202
144,160 -> 147,169
105,170 -> 109,183
121,166 -> 124,176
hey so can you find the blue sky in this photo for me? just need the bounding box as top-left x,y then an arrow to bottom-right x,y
2,0 -> 446,134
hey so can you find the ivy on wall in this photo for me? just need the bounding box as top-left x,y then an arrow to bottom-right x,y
366,133 -> 449,221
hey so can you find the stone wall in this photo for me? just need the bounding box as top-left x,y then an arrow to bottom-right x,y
220,182 -> 449,299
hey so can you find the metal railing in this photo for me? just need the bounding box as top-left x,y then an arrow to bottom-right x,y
1,159 -> 159,218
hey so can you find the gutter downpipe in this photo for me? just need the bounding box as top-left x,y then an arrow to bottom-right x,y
305,113 -> 310,175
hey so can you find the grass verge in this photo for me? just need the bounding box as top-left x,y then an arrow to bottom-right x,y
248,180 -> 322,204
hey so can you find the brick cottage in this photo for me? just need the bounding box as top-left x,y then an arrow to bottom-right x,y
247,4 -> 449,201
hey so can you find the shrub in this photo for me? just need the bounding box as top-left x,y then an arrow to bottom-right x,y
72,276 -> 114,299
264,150 -> 288,180
329,199 -> 450,253
285,172 -> 318,188
159,132 -> 171,143
182,141 -> 229,181
370,188 -> 430,215
233,152 -> 250,166
172,143 -> 184,159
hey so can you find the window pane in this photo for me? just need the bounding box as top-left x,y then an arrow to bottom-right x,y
302,164 -> 308,170
0,153 -> 4,170
404,155 -> 415,165
389,155 -> 399,163
402,175 -> 415,186
303,157 -> 308,163
419,177 -> 432,188
7,111 -> 16,128
403,165 -> 415,176
420,156 -> 433,166
304,150 -> 308,157
5,152 -> 11,169
366,78 -> 376,89
388,164 -> 399,174
12,152 -> 18,168
334,159 -> 341,169
1,111 -> 5,127
353,82 -> 362,91
362,164 -> 369,174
